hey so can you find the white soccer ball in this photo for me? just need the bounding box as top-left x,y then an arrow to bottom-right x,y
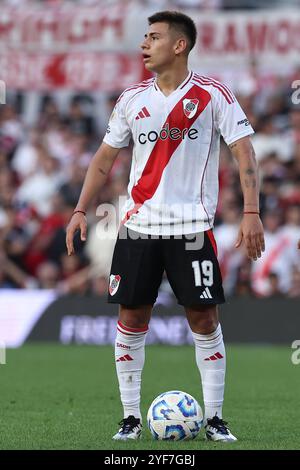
147,390 -> 203,441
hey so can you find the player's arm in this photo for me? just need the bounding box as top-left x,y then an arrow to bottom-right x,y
229,136 -> 265,261
66,142 -> 120,256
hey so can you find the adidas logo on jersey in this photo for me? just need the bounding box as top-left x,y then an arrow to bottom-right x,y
135,106 -> 151,120
116,354 -> 133,362
200,287 -> 213,299
204,352 -> 224,361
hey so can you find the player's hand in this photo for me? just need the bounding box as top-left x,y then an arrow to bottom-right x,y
235,214 -> 265,261
66,213 -> 87,256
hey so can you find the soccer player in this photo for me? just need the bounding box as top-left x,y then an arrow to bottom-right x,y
66,11 -> 265,442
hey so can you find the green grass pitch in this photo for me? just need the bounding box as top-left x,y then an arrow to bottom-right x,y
0,344 -> 299,450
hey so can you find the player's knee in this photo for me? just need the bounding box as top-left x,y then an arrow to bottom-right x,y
119,305 -> 151,329
186,304 -> 218,334
120,318 -> 149,330
199,321 -> 218,334
190,315 -> 218,335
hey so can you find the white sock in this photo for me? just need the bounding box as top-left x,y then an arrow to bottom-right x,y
115,321 -> 148,421
192,323 -> 226,422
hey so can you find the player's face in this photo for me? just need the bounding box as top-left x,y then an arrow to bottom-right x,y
140,22 -> 180,73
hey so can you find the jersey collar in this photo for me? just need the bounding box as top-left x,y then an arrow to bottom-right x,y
153,71 -> 193,96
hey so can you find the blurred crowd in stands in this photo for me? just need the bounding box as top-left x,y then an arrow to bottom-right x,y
1,63 -> 300,299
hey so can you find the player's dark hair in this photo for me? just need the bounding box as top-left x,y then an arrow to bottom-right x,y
148,11 -> 197,54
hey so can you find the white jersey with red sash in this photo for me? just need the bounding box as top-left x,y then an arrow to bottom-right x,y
104,72 -> 254,235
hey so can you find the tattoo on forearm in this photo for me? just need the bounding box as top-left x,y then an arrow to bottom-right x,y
229,143 -> 237,150
244,167 -> 256,188
244,178 -> 256,188
98,168 -> 107,176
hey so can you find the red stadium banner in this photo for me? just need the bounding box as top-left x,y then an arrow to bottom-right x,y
0,1 -> 300,90
0,52 -> 145,91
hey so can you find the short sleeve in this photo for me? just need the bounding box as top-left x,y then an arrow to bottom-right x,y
103,96 -> 131,148
214,86 -> 254,145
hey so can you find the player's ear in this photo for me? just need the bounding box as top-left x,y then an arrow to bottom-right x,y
174,38 -> 188,55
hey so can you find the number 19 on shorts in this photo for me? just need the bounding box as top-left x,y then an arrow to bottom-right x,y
192,260 -> 213,287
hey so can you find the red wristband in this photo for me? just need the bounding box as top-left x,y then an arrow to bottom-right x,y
72,210 -> 86,217
243,211 -> 260,215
